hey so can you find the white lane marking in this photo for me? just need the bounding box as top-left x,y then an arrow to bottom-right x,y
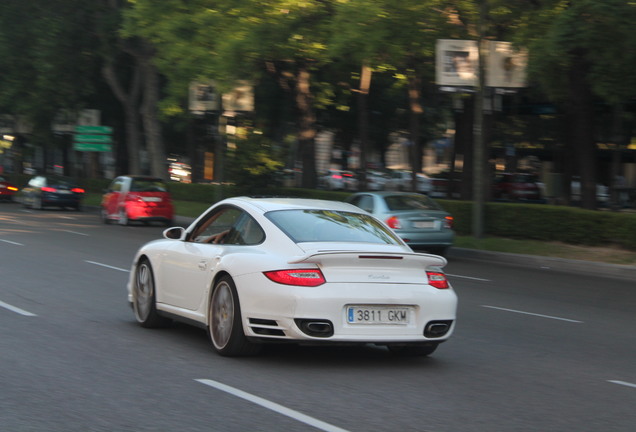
481,305 -> 583,323
85,260 -> 130,273
62,230 -> 89,236
196,379 -> 351,432
609,380 -> 636,389
446,273 -> 491,282
0,300 -> 37,316
0,239 -> 24,246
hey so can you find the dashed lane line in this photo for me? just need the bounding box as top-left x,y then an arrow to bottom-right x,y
0,300 -> 37,317
84,260 -> 130,272
481,305 -> 583,323
196,379 -> 351,432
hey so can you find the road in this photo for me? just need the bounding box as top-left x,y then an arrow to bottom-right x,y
1,202 -> 635,432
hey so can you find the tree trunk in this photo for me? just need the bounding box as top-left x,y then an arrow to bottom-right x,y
139,52 -> 166,179
407,70 -> 423,191
102,61 -> 142,175
566,51 -> 596,210
295,64 -> 317,188
357,64 -> 372,190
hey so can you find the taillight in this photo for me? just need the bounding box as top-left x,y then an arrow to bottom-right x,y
426,271 -> 449,289
71,188 -> 85,193
444,216 -> 453,229
41,187 -> 56,192
386,216 -> 401,229
332,174 -> 342,180
263,269 -> 326,287
8,186 -> 18,191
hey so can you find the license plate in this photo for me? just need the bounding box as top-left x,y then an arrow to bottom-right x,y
58,190 -> 71,194
347,306 -> 411,325
141,197 -> 162,202
413,221 -> 435,229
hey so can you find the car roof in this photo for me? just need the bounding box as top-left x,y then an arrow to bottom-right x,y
349,191 -> 428,198
223,196 -> 364,213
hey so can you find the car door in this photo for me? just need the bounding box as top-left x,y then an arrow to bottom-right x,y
158,206 -> 244,311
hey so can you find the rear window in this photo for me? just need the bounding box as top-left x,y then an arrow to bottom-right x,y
266,209 -> 402,245
384,194 -> 442,211
131,179 -> 168,192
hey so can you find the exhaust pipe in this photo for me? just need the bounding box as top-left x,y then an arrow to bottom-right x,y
424,320 -> 452,338
295,319 -> 334,337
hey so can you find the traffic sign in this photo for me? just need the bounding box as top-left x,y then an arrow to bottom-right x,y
75,125 -> 113,134
74,134 -> 112,143
74,142 -> 112,152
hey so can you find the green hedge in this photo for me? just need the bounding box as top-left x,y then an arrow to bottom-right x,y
438,200 -> 636,251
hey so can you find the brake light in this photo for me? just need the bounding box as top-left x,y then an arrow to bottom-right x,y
332,174 -> 342,180
444,216 -> 454,229
71,188 -> 85,193
386,216 -> 401,229
426,271 -> 449,289
41,187 -> 56,192
264,269 -> 326,287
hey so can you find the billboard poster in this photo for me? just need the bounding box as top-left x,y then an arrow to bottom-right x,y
436,39 -> 479,87
189,81 -> 220,112
485,41 -> 527,88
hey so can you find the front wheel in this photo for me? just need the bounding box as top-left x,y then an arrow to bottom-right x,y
133,259 -> 170,328
208,276 -> 261,356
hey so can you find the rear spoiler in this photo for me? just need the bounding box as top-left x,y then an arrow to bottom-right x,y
288,251 -> 447,267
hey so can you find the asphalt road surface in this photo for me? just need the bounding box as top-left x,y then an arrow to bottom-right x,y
1,203 -> 635,432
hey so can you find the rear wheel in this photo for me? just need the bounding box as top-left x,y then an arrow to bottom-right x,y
118,208 -> 129,225
208,276 -> 261,356
387,343 -> 439,357
101,208 -> 110,224
133,259 -> 170,328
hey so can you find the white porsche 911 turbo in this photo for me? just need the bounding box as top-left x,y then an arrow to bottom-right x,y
127,197 -> 458,357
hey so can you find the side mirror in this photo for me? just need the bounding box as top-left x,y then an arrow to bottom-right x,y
163,226 -> 186,240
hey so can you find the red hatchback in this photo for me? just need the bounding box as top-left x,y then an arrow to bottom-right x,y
101,175 -> 174,226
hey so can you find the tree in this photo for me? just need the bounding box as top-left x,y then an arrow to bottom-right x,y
519,0 -> 636,209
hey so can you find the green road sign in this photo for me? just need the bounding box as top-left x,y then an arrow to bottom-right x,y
74,142 -> 112,152
75,125 -> 113,134
74,134 -> 112,143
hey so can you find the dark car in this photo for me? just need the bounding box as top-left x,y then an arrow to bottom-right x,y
346,191 -> 455,256
0,176 -> 19,201
21,175 -> 84,210
101,175 -> 174,226
493,173 -> 542,201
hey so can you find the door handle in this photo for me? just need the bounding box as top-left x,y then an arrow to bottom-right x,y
198,260 -> 207,271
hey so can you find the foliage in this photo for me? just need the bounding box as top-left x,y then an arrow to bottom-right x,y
224,131 -> 284,194
438,200 -> 636,251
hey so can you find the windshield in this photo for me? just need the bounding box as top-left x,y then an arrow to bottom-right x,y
266,209 -> 402,245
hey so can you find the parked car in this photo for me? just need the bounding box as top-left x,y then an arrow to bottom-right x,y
318,169 -> 345,190
21,175 -> 84,210
346,191 -> 455,256
493,172 -> 542,201
385,170 -> 433,194
0,176 -> 19,201
571,179 -> 609,204
101,175 -> 174,226
127,197 -> 457,357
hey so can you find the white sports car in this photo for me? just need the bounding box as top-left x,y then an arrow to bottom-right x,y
127,197 -> 458,357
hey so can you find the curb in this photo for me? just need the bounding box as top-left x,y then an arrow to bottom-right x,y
448,247 -> 636,282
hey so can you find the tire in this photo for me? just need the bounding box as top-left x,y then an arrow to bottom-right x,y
101,208 -> 110,224
118,208 -> 129,226
387,342 -> 439,357
208,276 -> 261,357
132,259 -> 170,328
33,196 -> 43,210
